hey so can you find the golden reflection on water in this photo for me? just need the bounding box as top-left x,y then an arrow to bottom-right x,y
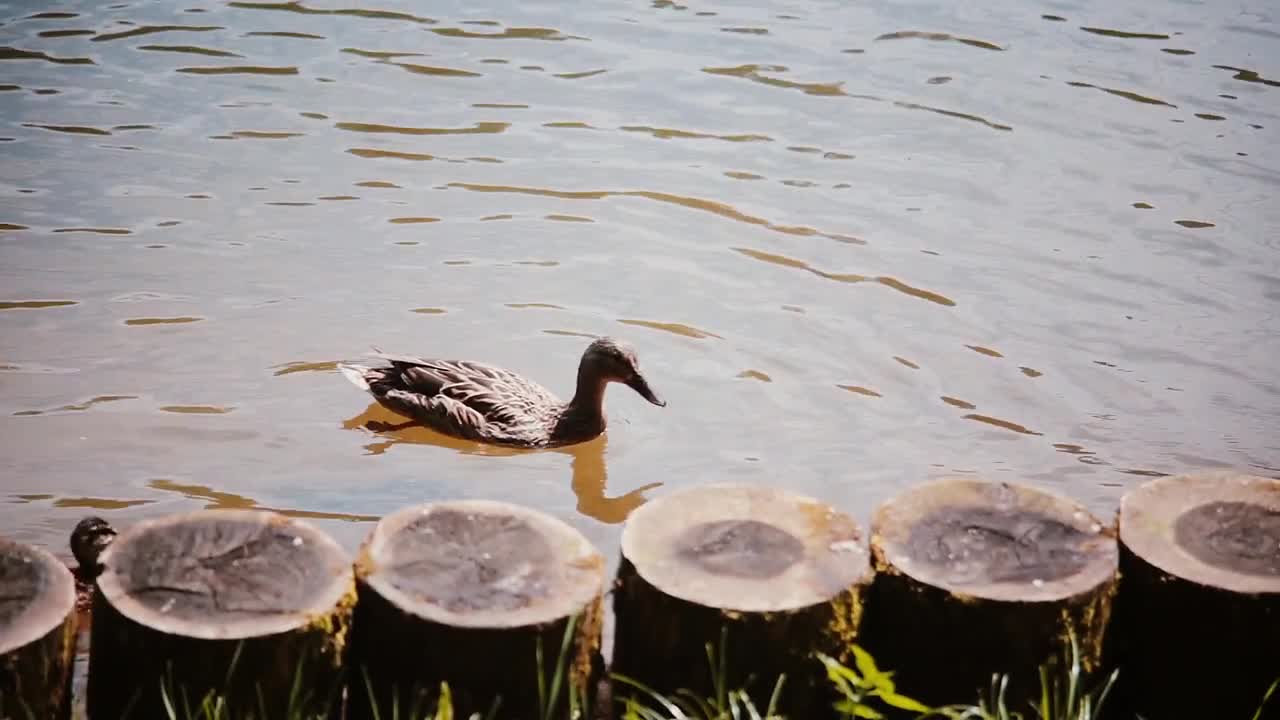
342,402 -> 661,524
146,478 -> 381,522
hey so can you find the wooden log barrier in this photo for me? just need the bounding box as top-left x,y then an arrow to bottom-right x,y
610,484 -> 872,717
860,478 -> 1118,707
86,509 -> 354,719
1116,471 -> 1280,719
348,500 -> 606,720
0,536 -> 78,720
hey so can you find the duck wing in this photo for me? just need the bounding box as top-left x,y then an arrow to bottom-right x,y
368,352 -> 562,426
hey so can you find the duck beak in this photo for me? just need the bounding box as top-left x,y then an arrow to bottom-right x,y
627,372 -> 666,407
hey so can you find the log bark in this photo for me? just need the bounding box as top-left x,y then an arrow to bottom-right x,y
861,478 -> 1118,708
0,536 -> 78,720
348,500 -> 605,720
610,483 -> 872,718
1115,471 -> 1280,719
86,509 -> 354,720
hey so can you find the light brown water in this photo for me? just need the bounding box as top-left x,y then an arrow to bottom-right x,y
1,0 -> 1277,571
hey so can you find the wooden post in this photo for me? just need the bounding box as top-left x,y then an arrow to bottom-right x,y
86,509 -> 354,719
348,500 -> 606,720
1,537 -> 78,720
861,478 -> 1118,706
610,483 -> 872,717
1116,471 -> 1280,719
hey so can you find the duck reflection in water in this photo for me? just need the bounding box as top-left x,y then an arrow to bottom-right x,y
342,402 -> 662,524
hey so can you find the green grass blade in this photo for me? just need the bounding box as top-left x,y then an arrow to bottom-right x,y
1252,676 -> 1280,720
611,672 -> 690,719
765,674 -> 785,717
544,613 -> 578,720
361,666 -> 383,720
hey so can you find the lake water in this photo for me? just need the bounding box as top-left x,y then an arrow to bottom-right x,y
1,0 -> 1277,572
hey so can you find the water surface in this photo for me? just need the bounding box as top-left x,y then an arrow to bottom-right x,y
1,0 -> 1277,572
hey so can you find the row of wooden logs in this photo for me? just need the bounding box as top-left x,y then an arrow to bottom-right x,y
2,471 -> 1277,720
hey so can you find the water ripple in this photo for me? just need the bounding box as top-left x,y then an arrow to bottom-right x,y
0,46 -> 93,64
446,182 -> 860,243
619,126 -> 772,142
1066,81 -> 1176,108
138,44 -> 243,58
618,319 -> 722,339
875,30 -> 1004,51
227,1 -> 435,25
1079,26 -> 1170,40
177,65 -> 298,75
92,25 -> 222,42
430,26 -> 580,41
731,247 -> 956,306
337,121 -> 509,135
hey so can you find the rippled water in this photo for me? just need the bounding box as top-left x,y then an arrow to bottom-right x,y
2,0 -> 1277,571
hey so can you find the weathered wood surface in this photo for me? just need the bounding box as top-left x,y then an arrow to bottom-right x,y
611,484 -> 872,718
1116,471 -> 1280,719
861,478 -> 1118,706
87,509 -> 354,719
349,500 -> 605,720
0,536 -> 78,720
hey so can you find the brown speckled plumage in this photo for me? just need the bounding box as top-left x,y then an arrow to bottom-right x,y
340,336 -> 665,447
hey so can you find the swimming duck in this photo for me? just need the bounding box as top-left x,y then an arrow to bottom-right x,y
340,336 -> 665,448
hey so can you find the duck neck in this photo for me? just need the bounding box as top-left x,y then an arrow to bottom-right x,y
562,363 -> 609,432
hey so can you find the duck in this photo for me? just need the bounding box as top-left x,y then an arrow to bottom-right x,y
339,336 -> 665,448
69,515 -> 117,612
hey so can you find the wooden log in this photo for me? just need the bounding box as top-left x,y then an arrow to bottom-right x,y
1116,471 -> 1280,719
0,536 -> 78,720
610,483 -> 872,717
86,509 -> 354,719
861,478 -> 1118,707
348,500 -> 606,720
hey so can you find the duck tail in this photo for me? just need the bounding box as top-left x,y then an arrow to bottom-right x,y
338,363 -> 373,392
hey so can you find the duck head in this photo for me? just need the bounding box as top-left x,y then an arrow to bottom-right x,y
581,337 -> 665,407
70,516 -> 117,576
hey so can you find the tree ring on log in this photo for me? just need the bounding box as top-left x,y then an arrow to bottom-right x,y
0,537 -> 76,657
873,478 -> 1116,601
1175,501 -> 1279,577
357,499 -> 604,628
95,508 -> 353,640
620,483 -> 870,613
1121,471 -> 1280,594
675,519 -> 805,579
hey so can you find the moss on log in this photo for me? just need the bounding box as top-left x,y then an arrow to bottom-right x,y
0,536 -> 78,720
348,500 -> 605,720
86,509 -> 354,719
610,484 -> 872,717
861,478 -> 1118,707
1116,471 -> 1280,719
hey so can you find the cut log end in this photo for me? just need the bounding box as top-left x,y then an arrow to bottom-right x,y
87,510 -> 353,719
351,500 -> 606,720
1122,471 -> 1280,594
863,478 -> 1119,706
0,536 -> 78,720
611,484 -> 871,716
1117,472 -> 1280,719
97,509 -> 352,638
620,483 -> 871,613
358,499 -> 604,627
874,477 -> 1117,601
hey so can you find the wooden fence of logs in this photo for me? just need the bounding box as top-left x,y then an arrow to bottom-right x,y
1,472 -> 1276,720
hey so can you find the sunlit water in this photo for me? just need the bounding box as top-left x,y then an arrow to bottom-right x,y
2,0 -> 1277,590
